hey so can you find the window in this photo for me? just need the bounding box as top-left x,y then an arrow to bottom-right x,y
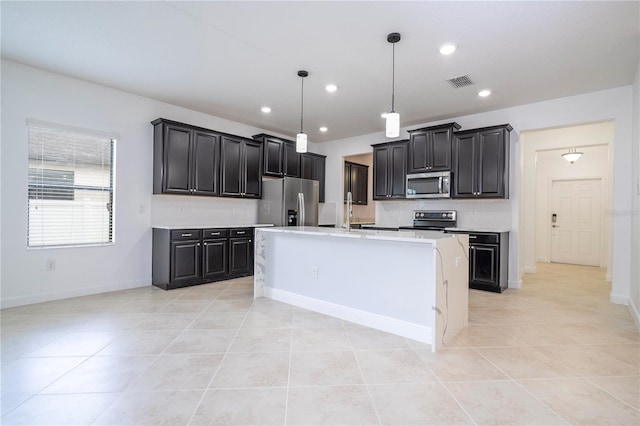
27,122 -> 116,248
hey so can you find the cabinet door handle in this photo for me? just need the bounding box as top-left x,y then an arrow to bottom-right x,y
236,231 -> 246,235
209,232 -> 220,236
181,233 -> 192,237
469,236 -> 477,239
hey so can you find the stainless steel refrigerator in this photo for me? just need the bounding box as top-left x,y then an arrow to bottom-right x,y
259,177 -> 319,226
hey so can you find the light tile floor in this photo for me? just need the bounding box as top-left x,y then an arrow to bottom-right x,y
1,263 -> 638,425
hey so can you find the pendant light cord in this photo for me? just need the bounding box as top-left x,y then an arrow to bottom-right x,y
391,42 -> 395,113
300,76 -> 304,133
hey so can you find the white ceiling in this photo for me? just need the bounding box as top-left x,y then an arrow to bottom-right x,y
2,1 -> 638,142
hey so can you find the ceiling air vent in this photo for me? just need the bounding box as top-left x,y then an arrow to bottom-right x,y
447,75 -> 474,88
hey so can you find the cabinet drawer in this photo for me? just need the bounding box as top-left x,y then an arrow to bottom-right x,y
170,230 -> 202,241
469,233 -> 499,244
230,228 -> 252,237
203,229 -> 229,238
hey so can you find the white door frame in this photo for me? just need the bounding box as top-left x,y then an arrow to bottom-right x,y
547,176 -> 606,267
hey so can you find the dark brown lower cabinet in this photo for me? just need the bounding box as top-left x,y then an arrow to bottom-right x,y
153,227 -> 253,290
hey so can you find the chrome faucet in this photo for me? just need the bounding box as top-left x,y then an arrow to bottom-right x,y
346,191 -> 353,231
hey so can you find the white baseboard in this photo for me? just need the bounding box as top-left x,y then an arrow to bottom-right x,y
523,266 -> 537,274
609,292 -> 629,306
1,278 -> 151,309
263,287 -> 432,344
628,298 -> 640,331
508,279 -> 522,289
536,257 -> 549,263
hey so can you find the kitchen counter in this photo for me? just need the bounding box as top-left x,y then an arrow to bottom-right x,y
257,226 -> 454,244
153,224 -> 274,230
445,227 -> 511,233
254,226 -> 469,351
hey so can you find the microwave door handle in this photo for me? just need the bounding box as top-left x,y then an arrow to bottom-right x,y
438,176 -> 443,194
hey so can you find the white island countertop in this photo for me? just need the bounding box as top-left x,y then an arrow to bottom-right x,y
153,224 -> 274,230
259,226 -> 456,244
445,227 -> 511,233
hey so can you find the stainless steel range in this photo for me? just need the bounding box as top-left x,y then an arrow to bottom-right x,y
399,210 -> 457,231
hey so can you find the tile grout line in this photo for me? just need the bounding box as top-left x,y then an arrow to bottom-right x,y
580,376 -> 640,413
282,309 -> 295,426
186,286 -> 262,426
344,321 -> 383,426
471,347 -> 572,424
411,342 -> 478,426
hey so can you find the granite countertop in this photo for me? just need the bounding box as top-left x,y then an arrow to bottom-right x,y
256,226 -> 458,244
153,224 -> 274,230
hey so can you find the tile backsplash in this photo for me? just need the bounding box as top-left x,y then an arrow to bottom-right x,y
375,199 -> 512,229
151,195 -> 258,227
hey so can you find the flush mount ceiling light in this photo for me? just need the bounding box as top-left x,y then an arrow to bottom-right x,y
319,126 -> 328,133
325,84 -> 338,93
296,70 -> 308,153
562,148 -> 583,164
478,89 -> 491,97
261,106 -> 271,113
385,32 -> 401,138
439,43 -> 456,55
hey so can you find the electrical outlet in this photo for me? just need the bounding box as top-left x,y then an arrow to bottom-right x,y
312,266 -> 318,278
46,258 -> 56,271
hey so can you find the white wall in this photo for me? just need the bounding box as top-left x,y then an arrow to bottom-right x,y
315,86 -> 634,303
534,145 -> 611,266
630,60 -> 640,325
0,60 -> 308,308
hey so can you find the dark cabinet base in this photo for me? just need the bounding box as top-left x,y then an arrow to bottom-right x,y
152,227 -> 254,291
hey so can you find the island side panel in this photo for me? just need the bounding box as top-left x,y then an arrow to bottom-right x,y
432,234 -> 469,351
259,230 -> 436,343
253,228 -> 269,298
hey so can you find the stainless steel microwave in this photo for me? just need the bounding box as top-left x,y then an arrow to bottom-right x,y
406,171 -> 451,198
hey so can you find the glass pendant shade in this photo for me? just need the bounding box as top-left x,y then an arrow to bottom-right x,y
385,112 -> 400,138
561,148 -> 583,164
296,132 -> 307,153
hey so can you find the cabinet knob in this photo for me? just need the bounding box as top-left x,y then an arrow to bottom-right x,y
203,243 -> 207,246
197,243 -> 201,246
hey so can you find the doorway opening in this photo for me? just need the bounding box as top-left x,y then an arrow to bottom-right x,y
519,121 -> 614,281
343,153 -> 374,227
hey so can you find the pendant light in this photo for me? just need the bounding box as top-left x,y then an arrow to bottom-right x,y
296,70 -> 308,153
386,32 -> 401,138
561,147 -> 583,164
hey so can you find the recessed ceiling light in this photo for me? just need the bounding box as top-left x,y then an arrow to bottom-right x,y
325,84 -> 338,93
478,89 -> 491,97
439,44 -> 456,55
261,106 -> 271,113
319,126 -> 328,132
381,113 -> 388,119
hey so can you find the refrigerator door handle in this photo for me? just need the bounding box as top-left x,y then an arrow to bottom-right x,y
298,192 -> 305,226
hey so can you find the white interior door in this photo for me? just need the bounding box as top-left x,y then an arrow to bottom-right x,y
550,178 -> 602,266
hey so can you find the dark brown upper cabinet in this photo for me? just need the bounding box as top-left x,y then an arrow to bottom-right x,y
452,124 -> 512,199
407,122 -> 461,173
372,140 -> 408,200
220,135 -> 263,198
252,133 -> 300,178
152,118 -> 220,196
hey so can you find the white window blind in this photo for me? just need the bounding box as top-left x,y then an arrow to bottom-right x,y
27,123 -> 116,248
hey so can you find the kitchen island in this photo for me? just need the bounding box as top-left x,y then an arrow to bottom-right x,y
254,227 -> 469,351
